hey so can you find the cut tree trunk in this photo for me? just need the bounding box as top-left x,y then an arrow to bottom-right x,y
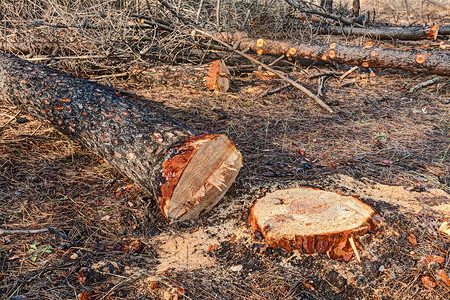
248,188 -> 378,262
0,53 -> 242,222
315,24 -> 449,40
238,38 -> 450,76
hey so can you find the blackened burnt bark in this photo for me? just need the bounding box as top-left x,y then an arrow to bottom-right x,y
0,54 -> 242,222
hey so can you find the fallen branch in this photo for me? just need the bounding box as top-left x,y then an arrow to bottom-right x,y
315,24 -> 449,40
0,226 -> 70,240
238,38 -> 450,76
409,77 -> 443,93
194,29 -> 334,113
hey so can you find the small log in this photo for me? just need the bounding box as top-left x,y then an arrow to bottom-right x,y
131,60 -> 231,92
315,24 -> 449,40
238,38 -> 450,76
0,53 -> 242,222
248,188 -> 378,262
130,64 -> 209,88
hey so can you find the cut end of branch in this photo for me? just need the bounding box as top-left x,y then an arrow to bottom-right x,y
286,47 -> 297,57
427,25 -> 440,40
160,134 -> 242,222
248,188 -> 377,261
329,50 -> 336,59
256,39 -> 264,47
415,54 -> 427,64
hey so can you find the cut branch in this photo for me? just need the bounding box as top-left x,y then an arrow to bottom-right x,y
409,77 -> 443,93
238,38 -> 450,76
315,24 -> 449,40
0,54 -> 242,222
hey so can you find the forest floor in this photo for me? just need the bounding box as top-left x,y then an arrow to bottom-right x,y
1,1 -> 450,297
0,60 -> 449,299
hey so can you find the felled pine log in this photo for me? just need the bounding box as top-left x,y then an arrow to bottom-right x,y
131,60 -> 231,92
237,38 -> 450,76
248,188 -> 378,262
0,53 -> 242,222
315,24 -> 450,40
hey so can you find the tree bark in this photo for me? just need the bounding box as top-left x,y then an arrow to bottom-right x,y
248,188 -> 378,262
315,24 -> 449,40
238,38 -> 450,76
320,0 -> 333,13
0,53 -> 242,222
352,0 -> 360,17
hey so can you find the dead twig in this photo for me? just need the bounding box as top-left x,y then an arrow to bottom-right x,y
349,236 -> 361,263
0,226 -> 70,240
194,29 -> 333,113
216,0 -> 221,29
409,77 -> 443,93
308,71 -> 342,79
260,83 -> 290,97
340,66 -> 359,81
0,111 -> 20,132
195,0 -> 204,24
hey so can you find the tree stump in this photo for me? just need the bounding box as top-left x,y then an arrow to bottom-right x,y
0,53 -> 242,222
248,188 -> 378,261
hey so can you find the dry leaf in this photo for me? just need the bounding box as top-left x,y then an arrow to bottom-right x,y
407,233 -> 417,247
205,60 -> 230,92
148,281 -> 159,290
207,244 -> 219,253
419,255 -> 444,266
78,292 -> 95,300
128,239 -> 145,254
253,70 -> 278,80
437,270 -> 450,286
101,215 -> 111,221
439,221 -> 450,235
421,276 -> 437,289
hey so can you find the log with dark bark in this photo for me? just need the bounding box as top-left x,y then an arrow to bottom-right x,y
130,60 -> 231,92
315,24 -> 449,40
0,53 -> 242,222
248,188 -> 378,262
238,38 -> 450,76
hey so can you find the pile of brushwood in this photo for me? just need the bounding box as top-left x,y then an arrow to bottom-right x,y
1,0 -> 449,111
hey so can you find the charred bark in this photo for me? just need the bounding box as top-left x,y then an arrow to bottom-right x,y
0,54 -> 242,222
315,24 -> 449,40
238,38 -> 450,76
